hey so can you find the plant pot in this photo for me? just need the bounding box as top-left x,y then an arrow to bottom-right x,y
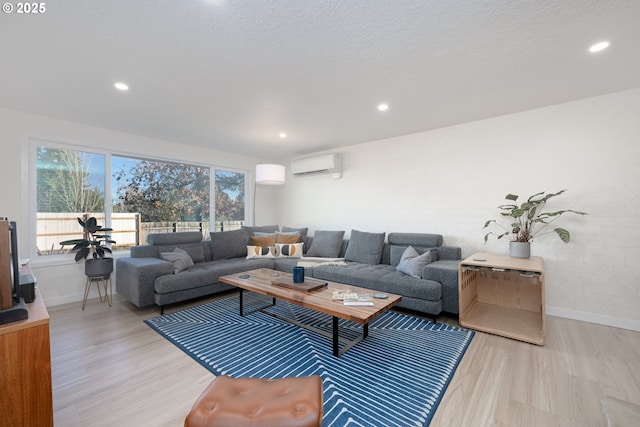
509,242 -> 531,259
85,258 -> 114,278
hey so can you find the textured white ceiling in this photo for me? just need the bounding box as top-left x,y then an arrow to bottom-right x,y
1,0 -> 639,158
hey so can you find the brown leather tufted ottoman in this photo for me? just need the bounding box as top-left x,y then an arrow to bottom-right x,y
184,375 -> 323,427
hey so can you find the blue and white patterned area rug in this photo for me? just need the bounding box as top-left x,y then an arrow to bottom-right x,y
145,293 -> 474,427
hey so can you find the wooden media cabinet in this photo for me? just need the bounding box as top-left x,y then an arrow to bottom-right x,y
0,286 -> 53,426
458,251 -> 545,345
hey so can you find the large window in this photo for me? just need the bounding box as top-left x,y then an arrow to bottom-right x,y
33,142 -> 246,258
35,146 -> 106,256
214,170 -> 245,232
112,156 -> 211,246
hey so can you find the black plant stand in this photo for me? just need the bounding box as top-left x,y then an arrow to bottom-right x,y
82,274 -> 112,310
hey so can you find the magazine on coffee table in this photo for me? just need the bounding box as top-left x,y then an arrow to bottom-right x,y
332,291 -> 357,300
333,291 -> 373,305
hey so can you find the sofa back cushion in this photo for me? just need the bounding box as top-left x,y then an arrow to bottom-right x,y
148,231 -> 203,245
306,230 -> 345,258
242,224 -> 280,236
210,228 -> 248,260
387,233 -> 443,247
132,232 -> 210,262
388,232 -> 443,267
344,229 -> 386,265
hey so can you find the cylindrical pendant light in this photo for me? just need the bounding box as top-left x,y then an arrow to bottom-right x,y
255,163 -> 285,185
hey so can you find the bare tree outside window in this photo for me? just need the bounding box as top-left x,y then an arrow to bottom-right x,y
37,147 -> 104,213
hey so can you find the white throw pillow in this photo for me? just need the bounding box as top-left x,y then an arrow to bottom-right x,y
246,245 -> 277,259
276,243 -> 304,258
396,245 -> 435,279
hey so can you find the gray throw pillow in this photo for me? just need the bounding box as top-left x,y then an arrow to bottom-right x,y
344,229 -> 386,265
306,230 -> 345,258
160,247 -> 194,274
210,228 -> 248,260
396,245 -> 435,279
390,245 -> 438,266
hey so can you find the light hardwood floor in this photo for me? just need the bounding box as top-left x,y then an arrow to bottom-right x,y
49,293 -> 640,427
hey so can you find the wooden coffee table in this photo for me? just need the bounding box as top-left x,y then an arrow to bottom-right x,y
219,268 -> 402,356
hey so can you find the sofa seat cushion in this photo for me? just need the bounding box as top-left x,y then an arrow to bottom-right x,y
154,258 -> 274,294
313,263 -> 441,301
273,258 -> 300,274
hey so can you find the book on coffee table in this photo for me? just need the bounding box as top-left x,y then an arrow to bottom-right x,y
271,277 -> 327,292
332,291 -> 358,300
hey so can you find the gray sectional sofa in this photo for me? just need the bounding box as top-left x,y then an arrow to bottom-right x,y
115,226 -> 462,317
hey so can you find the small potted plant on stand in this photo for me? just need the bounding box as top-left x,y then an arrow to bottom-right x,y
60,216 -> 116,277
483,190 -> 587,258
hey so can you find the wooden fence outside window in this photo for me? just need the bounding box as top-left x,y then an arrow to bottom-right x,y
36,213 -> 243,255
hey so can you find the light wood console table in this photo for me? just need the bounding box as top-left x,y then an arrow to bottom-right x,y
458,251 -> 545,345
0,287 -> 53,426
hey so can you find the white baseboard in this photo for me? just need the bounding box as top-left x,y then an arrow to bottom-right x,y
547,305 -> 640,332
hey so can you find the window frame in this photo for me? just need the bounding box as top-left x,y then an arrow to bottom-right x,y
28,138 -> 250,265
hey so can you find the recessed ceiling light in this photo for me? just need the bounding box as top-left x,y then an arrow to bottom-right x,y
114,82 -> 129,91
377,103 -> 389,112
589,41 -> 610,53
279,132 -> 287,138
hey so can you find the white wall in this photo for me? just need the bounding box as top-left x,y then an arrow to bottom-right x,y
3,89 -> 638,330
278,88 -> 640,331
0,107 -> 272,306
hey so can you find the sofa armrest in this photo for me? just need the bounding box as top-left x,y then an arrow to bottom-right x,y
131,244 -> 160,258
423,259 -> 461,314
115,257 -> 173,307
436,246 -> 461,261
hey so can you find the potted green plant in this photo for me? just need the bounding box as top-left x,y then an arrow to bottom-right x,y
60,216 -> 117,277
483,190 -> 587,258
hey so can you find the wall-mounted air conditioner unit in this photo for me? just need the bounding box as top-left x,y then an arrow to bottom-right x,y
291,153 -> 342,178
